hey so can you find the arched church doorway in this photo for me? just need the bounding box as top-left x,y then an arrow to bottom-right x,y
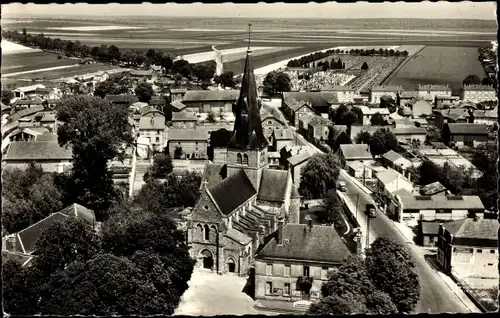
227,258 -> 236,273
200,249 -> 214,270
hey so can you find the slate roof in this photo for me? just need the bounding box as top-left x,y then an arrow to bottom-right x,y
4,141 -> 72,161
443,218 -> 498,247
393,127 -> 427,135
172,112 -> 197,121
421,222 -> 440,235
140,106 -> 164,116
261,104 -> 286,124
168,128 -> 209,141
13,84 -> 46,93
201,163 -> 226,190
170,100 -> 187,111
257,224 -> 351,264
207,169 -> 256,215
376,170 -> 402,185
13,99 -> 43,106
446,123 -> 488,135
371,85 -> 402,92
209,128 -> 233,147
17,212 -> 69,254
182,90 -> 240,102
1,102 -> 11,112
283,92 -> 339,108
9,105 -> 45,122
105,94 -> 139,104
287,151 -> 312,166
258,169 -> 289,202
130,70 -> 154,76
382,150 -> 402,162
339,144 -> 372,160
397,195 -> 484,210
139,116 -> 165,130
225,228 -> 252,245
418,84 -> 451,91
420,181 -> 447,196
58,203 -> 95,225
149,96 -> 166,105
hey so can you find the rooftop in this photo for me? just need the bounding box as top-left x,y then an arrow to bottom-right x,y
200,163 -> 226,190
139,116 -> 165,130
446,123 -> 488,135
170,100 -> 187,111
462,84 -> 495,91
421,222 -> 440,235
397,195 -> 484,210
172,111 -> 197,121
168,128 -> 209,141
287,151 -> 312,166
393,127 -> 427,135
207,169 -> 256,215
257,224 -> 352,264
273,127 -> 294,140
4,141 -> 72,161
257,169 -> 290,202
418,84 -> 451,91
371,85 -> 402,92
339,144 -> 372,160
420,181 -> 447,196
182,90 -> 240,102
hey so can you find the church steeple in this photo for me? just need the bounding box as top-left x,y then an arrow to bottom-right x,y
228,23 -> 268,150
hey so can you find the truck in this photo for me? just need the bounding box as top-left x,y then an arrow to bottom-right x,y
365,203 -> 377,218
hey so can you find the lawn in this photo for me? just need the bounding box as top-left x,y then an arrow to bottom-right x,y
2,51 -> 78,75
388,46 -> 486,94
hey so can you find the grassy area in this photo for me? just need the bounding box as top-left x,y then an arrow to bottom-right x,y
2,51 -> 77,75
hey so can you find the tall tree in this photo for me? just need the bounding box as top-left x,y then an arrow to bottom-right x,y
263,71 -> 292,95
147,154 -> 173,179
2,260 -> 39,315
219,70 -> 236,88
462,74 -> 481,86
56,95 -> 134,219
299,152 -> 340,199
355,131 -> 372,144
365,237 -> 421,313
134,82 -> 154,103
361,62 -> 369,70
370,112 -> 388,126
369,128 -> 398,156
1,88 -> 14,105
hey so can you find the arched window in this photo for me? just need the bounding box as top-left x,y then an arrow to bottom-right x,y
210,225 -> 217,242
204,224 -> 210,241
237,153 -> 242,164
242,153 -> 249,165
196,224 -> 203,240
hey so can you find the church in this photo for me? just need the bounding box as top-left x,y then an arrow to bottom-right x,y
186,42 -> 300,275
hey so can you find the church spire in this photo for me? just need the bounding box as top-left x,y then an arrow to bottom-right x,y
228,24 -> 268,150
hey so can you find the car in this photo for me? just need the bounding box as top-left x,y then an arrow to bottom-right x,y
337,181 -> 347,192
365,203 -> 377,218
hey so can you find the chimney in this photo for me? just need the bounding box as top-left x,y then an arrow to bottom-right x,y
277,220 -> 284,245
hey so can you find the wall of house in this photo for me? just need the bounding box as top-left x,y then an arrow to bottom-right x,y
371,91 -> 398,104
395,133 -> 426,143
423,235 -> 438,247
412,103 -> 433,118
291,161 -> 308,188
183,101 -> 233,114
275,139 -> 294,152
169,140 -> 208,159
140,128 -> 167,151
213,147 -> 227,163
473,117 -> 497,126
418,90 -> 451,100
171,121 -> 196,129
295,108 -> 316,128
262,118 -> 286,142
288,197 -> 301,224
401,209 -> 469,226
255,260 -> 339,301
4,160 -> 72,173
450,245 -> 499,288
461,90 -> 497,103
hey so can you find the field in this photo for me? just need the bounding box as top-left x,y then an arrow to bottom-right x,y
2,51 -> 78,75
388,46 -> 486,94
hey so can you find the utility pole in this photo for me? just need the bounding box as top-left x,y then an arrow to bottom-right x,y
366,213 -> 371,248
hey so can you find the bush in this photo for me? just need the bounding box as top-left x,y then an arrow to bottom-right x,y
57,55 -> 62,59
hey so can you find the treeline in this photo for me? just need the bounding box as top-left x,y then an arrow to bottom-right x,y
287,48 -> 409,68
317,58 -> 346,71
2,29 -> 229,84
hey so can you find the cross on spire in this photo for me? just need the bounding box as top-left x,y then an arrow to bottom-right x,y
247,23 -> 252,51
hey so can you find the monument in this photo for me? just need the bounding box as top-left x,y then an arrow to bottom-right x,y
212,46 -> 223,76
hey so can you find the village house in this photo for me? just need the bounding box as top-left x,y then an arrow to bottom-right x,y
376,168 -> 414,208
105,94 -> 139,108
470,106 -> 498,126
261,104 -> 288,145
267,151 -> 282,168
170,100 -> 188,112
169,88 -> 188,103
337,144 -> 374,168
2,204 -> 95,263
307,115 -> 331,143
7,127 -> 50,143
129,69 -> 159,82
417,84 -> 452,101
420,181 -> 448,196
254,223 -> 352,303
442,123 -> 489,147
2,140 -> 73,173
397,90 -> 419,107
369,85 -> 402,104
171,111 -> 198,129
435,96 -> 459,109
272,127 -> 294,152
407,99 -> 433,118
357,106 -> 390,125
186,46 -> 302,275
282,97 -> 316,128
287,151 -> 312,188
12,99 -> 44,112
181,90 -> 240,114
437,218 -> 498,289
322,85 -> 356,104
418,222 -> 441,247
381,150 -> 413,179
349,125 -> 387,141
149,95 -> 167,112
167,128 -> 210,160
393,127 -> 427,144
346,161 -> 373,180
208,128 -> 233,163
138,113 -> 167,152
298,113 -> 316,136
283,91 -> 339,116
12,84 -> 46,100
460,84 -> 497,103
390,194 -> 485,226
433,108 -> 472,129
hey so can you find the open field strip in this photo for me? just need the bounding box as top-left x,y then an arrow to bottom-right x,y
47,25 -> 146,31
2,39 -> 42,55
181,46 -> 272,63
217,47 -> 295,64
2,65 -> 80,78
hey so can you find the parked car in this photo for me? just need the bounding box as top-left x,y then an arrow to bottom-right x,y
337,181 -> 347,192
365,203 -> 377,218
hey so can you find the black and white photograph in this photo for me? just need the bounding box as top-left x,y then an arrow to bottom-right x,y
1,1 -> 498,316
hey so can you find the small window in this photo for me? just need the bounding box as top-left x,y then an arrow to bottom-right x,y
284,265 -> 291,277
268,120 -> 273,125
303,265 -> 310,277
266,282 -> 273,295
204,225 -> 210,241
266,264 -> 273,276
284,283 -> 291,296
491,250 -> 496,254
204,205 -> 209,210
321,267 -> 329,280
477,249 -> 482,253
242,153 -> 249,165
237,153 -> 242,164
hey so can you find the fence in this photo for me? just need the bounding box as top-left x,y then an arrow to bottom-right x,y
450,269 -> 488,312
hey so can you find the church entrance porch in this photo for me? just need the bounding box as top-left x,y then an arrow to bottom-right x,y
200,249 -> 214,270
227,258 -> 236,273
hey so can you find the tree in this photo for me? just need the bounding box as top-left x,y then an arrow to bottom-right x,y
134,82 -> 154,103
463,74 -> 481,86
206,110 -> 217,123
299,152 -> 340,199
416,160 -> 443,186
107,45 -> 121,62
340,110 -> 358,128
2,164 -> 64,234
369,128 -> 398,156
94,80 -> 128,98
174,146 -> 183,159
355,131 -> 371,144
219,70 -> 236,88
365,290 -> 398,314
2,88 -> 14,105
322,189 -> 343,225
370,112 -> 388,126
365,237 -> 421,313
2,260 -> 39,315
149,154 -> 173,178
56,95 -> 134,219
263,71 -> 292,95
361,62 -> 369,70
309,294 -> 367,315
425,126 -> 442,143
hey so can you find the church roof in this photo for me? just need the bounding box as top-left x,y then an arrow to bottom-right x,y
258,169 -> 290,202
207,169 -> 256,215
201,163 -> 226,190
228,47 -> 268,150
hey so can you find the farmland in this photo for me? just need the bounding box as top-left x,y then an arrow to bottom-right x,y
2,51 -> 78,75
388,46 -> 487,94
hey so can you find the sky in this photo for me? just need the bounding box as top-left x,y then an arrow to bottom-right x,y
2,2 -> 497,20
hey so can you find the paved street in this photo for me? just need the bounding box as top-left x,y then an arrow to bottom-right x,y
338,170 -> 481,314
174,270 -> 278,316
